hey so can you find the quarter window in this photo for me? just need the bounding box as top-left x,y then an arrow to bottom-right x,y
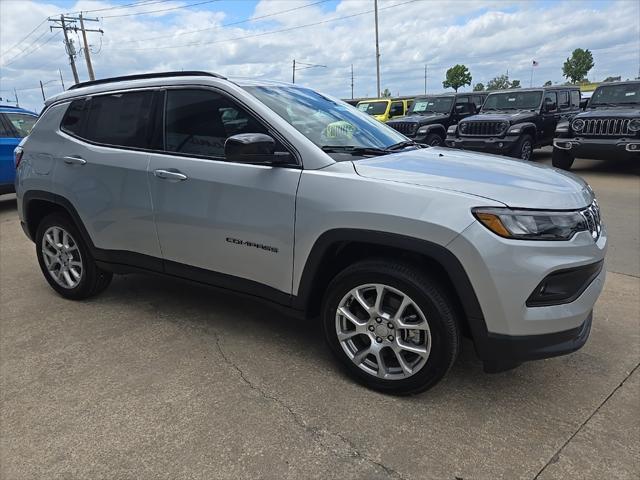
164,89 -> 271,159
61,99 -> 87,137
83,91 -> 154,148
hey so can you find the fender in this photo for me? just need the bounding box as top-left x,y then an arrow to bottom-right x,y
509,121 -> 537,137
418,123 -> 447,137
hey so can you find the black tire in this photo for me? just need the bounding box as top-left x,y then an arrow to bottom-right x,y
512,134 -> 534,161
35,213 -> 112,300
321,259 -> 461,395
425,133 -> 444,147
552,147 -> 575,170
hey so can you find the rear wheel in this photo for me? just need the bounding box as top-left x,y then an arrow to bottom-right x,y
36,213 -> 112,300
512,134 -> 534,161
321,259 -> 461,395
425,133 -> 444,147
552,147 -> 575,170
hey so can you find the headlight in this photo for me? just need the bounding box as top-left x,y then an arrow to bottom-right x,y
417,126 -> 428,134
459,122 -> 468,133
447,125 -> 457,134
572,119 -> 585,132
498,121 -> 509,132
473,207 -> 588,240
628,118 -> 640,132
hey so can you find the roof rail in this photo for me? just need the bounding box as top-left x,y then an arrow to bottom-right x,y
67,71 -> 226,91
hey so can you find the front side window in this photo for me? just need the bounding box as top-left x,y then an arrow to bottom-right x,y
482,91 -> 543,111
409,96 -> 454,114
356,101 -> 389,116
544,91 -> 558,111
165,89 -> 270,158
84,91 -> 154,148
244,85 -> 405,152
5,112 -> 37,137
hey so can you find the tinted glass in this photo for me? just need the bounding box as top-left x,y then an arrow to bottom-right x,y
0,116 -> 13,138
558,91 -> 569,109
61,99 -> 87,137
409,96 -> 454,114
244,85 -> 405,151
483,91 -> 543,110
84,91 -> 154,148
570,90 -> 580,108
544,91 -> 557,111
165,89 -> 269,158
356,101 -> 388,115
590,83 -> 640,105
5,113 -> 37,137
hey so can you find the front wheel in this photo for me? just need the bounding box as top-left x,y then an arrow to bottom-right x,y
552,147 -> 575,170
512,134 -> 534,161
321,259 -> 461,395
36,213 -> 112,300
425,133 -> 444,147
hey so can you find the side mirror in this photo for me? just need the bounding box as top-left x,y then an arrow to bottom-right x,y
224,133 -> 292,165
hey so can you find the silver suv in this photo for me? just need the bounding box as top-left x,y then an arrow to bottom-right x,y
15,71 -> 607,394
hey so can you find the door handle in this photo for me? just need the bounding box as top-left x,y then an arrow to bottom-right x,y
63,156 -> 86,165
154,169 -> 188,181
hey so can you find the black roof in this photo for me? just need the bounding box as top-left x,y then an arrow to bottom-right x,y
68,71 -> 225,91
594,80 -> 640,87
486,85 -> 580,95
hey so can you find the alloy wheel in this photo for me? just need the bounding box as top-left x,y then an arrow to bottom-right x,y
335,283 -> 432,380
41,226 -> 83,289
521,140 -> 532,160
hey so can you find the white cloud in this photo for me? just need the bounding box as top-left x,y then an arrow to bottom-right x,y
0,0 -> 638,111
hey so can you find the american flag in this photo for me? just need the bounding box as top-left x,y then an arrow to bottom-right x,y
532,60 -> 539,67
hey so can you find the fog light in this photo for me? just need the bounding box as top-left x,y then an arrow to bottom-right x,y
498,142 -> 504,148
626,143 -> 639,152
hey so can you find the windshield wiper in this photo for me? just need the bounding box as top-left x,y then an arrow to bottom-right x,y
321,145 -> 388,156
385,140 -> 420,151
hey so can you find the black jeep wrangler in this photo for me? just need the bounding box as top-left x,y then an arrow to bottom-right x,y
552,81 -> 640,170
446,86 -> 581,160
386,92 -> 487,146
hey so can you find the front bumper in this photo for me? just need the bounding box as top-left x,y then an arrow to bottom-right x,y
446,134 -> 519,153
553,136 -> 640,160
447,220 -> 607,371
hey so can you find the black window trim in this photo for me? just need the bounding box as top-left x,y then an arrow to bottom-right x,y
55,84 -> 302,169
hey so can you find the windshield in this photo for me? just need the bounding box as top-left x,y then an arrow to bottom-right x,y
5,112 -> 37,137
482,91 -> 542,111
244,85 -> 405,151
590,83 -> 640,106
356,101 -> 388,116
409,97 -> 453,114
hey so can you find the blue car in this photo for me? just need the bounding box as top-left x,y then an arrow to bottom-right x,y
1,105 -> 38,194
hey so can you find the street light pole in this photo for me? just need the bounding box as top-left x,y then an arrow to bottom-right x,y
374,0 -> 381,98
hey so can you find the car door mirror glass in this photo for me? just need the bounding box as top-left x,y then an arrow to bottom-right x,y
225,133 -> 292,165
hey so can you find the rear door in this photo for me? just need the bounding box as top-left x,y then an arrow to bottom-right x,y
147,87 -> 301,297
53,90 -> 162,263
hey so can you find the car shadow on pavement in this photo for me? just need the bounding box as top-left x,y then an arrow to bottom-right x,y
0,194 -> 17,212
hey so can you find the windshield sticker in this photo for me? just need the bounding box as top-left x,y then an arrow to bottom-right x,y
625,92 -> 636,97
508,97 -> 516,102
413,101 -> 429,111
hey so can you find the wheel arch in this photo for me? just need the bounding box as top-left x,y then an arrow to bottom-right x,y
293,229 -> 485,337
516,122 -> 537,139
422,123 -> 447,138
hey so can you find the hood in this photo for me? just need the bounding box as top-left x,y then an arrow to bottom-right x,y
353,148 -> 593,210
576,107 -> 640,119
464,111 -> 537,123
388,113 -> 448,125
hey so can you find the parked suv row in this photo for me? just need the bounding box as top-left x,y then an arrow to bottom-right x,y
16,72 -> 606,394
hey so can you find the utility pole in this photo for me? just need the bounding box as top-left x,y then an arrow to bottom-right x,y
351,64 -> 354,99
424,64 -> 427,95
39,80 -> 46,101
59,69 -> 65,90
14,88 -> 19,107
292,59 -> 296,84
291,59 -> 326,85
374,0 -> 381,98
49,14 -> 103,84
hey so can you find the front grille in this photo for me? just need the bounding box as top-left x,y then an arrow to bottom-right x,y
460,121 -> 505,136
388,122 -> 417,136
580,118 -> 630,137
580,200 -> 602,240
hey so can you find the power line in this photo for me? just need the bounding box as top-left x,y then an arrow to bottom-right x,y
0,17 -> 48,60
113,0 -> 423,52
68,0 -> 175,15
101,0 -> 221,19
2,31 -> 62,68
104,0 -> 331,46
1,29 -> 50,66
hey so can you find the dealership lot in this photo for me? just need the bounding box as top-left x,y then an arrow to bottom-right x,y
1,151 -> 638,480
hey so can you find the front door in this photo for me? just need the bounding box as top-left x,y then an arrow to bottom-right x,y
541,91 -> 560,145
147,88 -> 301,297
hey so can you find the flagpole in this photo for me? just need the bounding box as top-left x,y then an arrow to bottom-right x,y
530,65 -> 534,87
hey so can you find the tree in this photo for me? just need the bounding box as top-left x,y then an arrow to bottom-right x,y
381,88 -> 391,98
486,74 -> 511,90
510,79 -> 521,89
544,80 -> 553,86
473,82 -> 485,91
442,64 -> 472,92
562,48 -> 594,84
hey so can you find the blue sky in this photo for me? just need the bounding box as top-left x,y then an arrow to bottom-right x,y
1,0 -> 638,111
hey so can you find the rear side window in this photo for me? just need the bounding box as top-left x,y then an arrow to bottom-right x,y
4,113 -> 37,137
164,89 -> 270,159
570,90 -> 580,108
84,91 -> 154,148
558,91 -> 570,109
61,99 -> 87,137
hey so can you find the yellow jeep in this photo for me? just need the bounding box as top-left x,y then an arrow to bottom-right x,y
356,98 -> 412,122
